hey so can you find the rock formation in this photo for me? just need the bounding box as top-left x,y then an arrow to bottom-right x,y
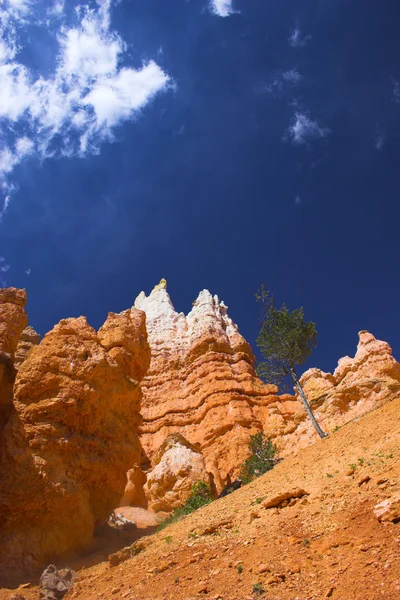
0,288 -> 28,432
14,326 -> 40,370
264,330 -> 400,455
119,465 -> 148,508
0,308 -> 150,577
134,280 -> 278,492
144,433 -> 210,512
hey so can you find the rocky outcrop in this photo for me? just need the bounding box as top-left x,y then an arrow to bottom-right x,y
14,326 -> 40,370
119,465 -> 148,508
0,309 -> 150,578
264,331 -> 400,455
144,433 -> 210,512
135,280 -> 278,491
0,288 -> 28,431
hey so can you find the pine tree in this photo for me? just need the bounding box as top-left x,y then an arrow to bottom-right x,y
255,286 -> 327,439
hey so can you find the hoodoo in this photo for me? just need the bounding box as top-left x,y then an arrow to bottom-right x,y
263,330 -> 400,455
134,279 -> 279,492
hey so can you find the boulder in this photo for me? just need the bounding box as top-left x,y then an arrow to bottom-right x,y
144,433 -> 210,512
374,494 -> 400,523
39,564 -> 76,600
107,511 -> 137,531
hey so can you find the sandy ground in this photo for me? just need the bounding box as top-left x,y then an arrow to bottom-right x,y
1,397 -> 400,600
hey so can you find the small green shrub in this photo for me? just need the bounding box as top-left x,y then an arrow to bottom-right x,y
157,481 -> 213,531
302,538 -> 310,546
240,432 -> 278,485
237,564 -> 243,574
165,535 -> 173,544
252,583 -> 265,595
129,542 -> 144,556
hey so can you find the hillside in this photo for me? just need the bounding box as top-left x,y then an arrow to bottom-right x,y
2,396 -> 399,600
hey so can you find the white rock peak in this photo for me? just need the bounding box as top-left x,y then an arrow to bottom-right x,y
134,279 -> 246,356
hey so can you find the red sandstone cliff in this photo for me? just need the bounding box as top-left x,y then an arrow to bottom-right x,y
0,308 -> 150,578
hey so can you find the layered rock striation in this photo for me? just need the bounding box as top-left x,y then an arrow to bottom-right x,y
264,330 -> 400,455
135,280 -> 278,490
0,307 -> 150,577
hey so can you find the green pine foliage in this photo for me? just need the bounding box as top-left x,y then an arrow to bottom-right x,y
255,285 -> 317,390
255,286 -> 326,439
157,481 -> 213,531
240,431 -> 278,484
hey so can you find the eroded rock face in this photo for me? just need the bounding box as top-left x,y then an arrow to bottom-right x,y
0,309 -> 150,577
14,326 -> 40,370
0,288 -> 28,431
135,281 -> 278,491
119,465 -> 148,508
265,331 -> 400,455
144,433 -> 209,512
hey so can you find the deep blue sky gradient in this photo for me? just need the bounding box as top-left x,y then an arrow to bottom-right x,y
1,0 -> 400,376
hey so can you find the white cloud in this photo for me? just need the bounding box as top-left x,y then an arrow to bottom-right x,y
25,267 -> 31,275
210,0 -> 234,18
288,27 -> 311,48
0,136 -> 34,176
286,112 -> 331,145
0,195 -> 11,220
0,0 -> 170,212
48,0 -> 65,18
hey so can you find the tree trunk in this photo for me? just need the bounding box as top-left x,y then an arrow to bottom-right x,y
290,368 -> 327,439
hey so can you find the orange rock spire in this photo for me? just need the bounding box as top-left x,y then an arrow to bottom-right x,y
135,283 -> 278,490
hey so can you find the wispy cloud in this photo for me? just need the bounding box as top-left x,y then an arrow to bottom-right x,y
391,77 -> 400,104
209,0 -> 234,18
0,257 -> 10,286
285,112 -> 331,145
288,26 -> 311,48
282,68 -> 302,86
263,68 -> 301,96
0,0 -> 170,208
375,125 -> 385,151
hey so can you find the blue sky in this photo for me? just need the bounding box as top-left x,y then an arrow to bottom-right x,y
1,0 -> 399,376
